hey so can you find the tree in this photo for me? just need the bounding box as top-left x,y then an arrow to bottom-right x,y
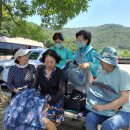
0,0 -> 2,34
37,0 -> 90,29
1,0 -> 90,33
119,49 -> 130,58
0,0 -> 33,35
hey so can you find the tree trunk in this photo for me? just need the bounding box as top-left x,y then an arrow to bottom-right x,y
0,0 -> 2,35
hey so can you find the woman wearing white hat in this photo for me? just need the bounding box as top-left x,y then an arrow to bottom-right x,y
3,49 -> 65,130
85,46 -> 130,130
7,48 -> 36,98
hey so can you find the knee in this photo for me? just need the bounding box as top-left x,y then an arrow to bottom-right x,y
85,112 -> 97,125
101,120 -> 113,130
85,112 -> 100,130
44,118 -> 50,125
86,112 -> 95,121
85,112 -> 92,123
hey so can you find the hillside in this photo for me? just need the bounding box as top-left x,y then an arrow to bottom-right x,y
2,22 -> 130,51
59,24 -> 130,50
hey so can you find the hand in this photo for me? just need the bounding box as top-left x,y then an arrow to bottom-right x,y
13,88 -> 19,93
79,63 -> 90,69
92,104 -> 104,111
42,103 -> 51,113
66,60 -> 71,63
114,107 -> 120,111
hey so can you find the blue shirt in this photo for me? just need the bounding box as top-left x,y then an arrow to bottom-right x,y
51,46 -> 73,69
7,64 -> 36,90
95,67 -> 130,113
74,45 -> 100,77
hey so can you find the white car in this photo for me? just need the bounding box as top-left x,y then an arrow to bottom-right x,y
0,48 -> 47,83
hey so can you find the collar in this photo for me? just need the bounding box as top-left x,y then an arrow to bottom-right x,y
83,45 -> 91,52
15,63 -> 29,68
103,66 -> 119,74
54,45 -> 65,50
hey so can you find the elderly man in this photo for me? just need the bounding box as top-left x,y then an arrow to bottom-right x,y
85,46 -> 130,130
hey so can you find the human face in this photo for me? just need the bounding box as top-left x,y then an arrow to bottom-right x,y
44,55 -> 56,70
100,61 -> 114,73
54,38 -> 62,44
17,54 -> 29,65
54,38 -> 63,49
76,35 -> 88,48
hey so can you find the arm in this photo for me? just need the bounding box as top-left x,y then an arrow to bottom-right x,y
67,49 -> 73,62
32,65 -> 36,77
28,64 -> 36,88
79,49 -> 100,70
89,49 -> 100,71
7,67 -> 15,91
32,65 -> 41,89
93,70 -> 130,111
93,90 -> 129,111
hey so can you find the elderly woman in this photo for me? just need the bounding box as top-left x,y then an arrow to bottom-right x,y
71,30 -> 100,94
85,46 -> 130,130
3,49 -> 65,130
7,48 -> 36,98
74,30 -> 100,79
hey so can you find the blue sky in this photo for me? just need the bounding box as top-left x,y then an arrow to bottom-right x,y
27,0 -> 130,28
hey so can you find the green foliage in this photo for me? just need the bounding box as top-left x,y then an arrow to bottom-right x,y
1,17 -> 130,58
39,0 -> 89,29
63,38 -> 76,52
58,24 -> 130,53
1,18 -> 50,49
2,0 -> 90,29
43,38 -> 54,48
2,0 -> 34,17
0,29 -> 10,36
119,49 -> 130,58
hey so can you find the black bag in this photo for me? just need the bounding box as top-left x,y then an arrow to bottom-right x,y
64,89 -> 86,111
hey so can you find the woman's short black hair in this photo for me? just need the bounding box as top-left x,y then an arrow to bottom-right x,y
14,59 -> 20,64
41,49 -> 62,64
53,32 -> 64,41
76,30 -> 92,45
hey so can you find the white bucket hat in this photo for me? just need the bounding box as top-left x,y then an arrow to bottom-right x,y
14,49 -> 30,59
95,46 -> 118,66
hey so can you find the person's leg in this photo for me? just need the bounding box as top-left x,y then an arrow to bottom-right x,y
101,111 -> 130,130
85,112 -> 108,130
44,118 -> 57,130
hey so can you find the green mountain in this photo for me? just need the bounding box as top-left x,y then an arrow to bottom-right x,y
59,24 -> 130,50
2,21 -> 130,51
